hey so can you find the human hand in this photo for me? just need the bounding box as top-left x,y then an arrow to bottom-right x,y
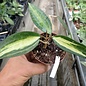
0,52 -> 50,86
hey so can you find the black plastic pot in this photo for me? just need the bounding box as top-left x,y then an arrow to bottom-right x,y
0,0 -> 29,39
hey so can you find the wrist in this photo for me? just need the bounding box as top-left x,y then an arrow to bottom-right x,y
0,72 -> 12,86
0,72 -> 24,86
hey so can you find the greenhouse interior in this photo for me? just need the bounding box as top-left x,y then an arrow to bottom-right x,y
0,0 -> 86,86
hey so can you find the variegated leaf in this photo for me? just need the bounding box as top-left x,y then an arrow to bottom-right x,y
53,35 -> 86,58
28,3 -> 52,34
0,31 -> 40,59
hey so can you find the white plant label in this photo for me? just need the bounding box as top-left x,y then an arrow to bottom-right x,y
50,56 -> 60,78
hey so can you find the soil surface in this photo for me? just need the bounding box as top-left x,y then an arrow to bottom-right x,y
31,33 -> 66,64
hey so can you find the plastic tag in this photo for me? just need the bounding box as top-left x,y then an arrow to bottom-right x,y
50,56 -> 60,78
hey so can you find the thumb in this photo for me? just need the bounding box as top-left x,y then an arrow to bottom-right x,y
27,62 -> 51,76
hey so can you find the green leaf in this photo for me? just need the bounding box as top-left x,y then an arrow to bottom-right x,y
7,9 -> 15,15
13,0 -> 20,7
57,16 -> 72,37
4,17 -> 14,25
53,35 -> 86,58
28,3 -> 52,34
58,16 -> 68,30
0,2 -> 6,6
18,13 -> 24,16
0,31 -> 40,59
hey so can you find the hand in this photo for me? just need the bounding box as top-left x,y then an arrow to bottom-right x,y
0,53 -> 50,86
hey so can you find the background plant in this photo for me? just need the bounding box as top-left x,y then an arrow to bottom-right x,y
66,0 -> 86,46
0,3 -> 86,59
66,0 -> 79,10
0,0 -> 23,25
74,1 -> 86,46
